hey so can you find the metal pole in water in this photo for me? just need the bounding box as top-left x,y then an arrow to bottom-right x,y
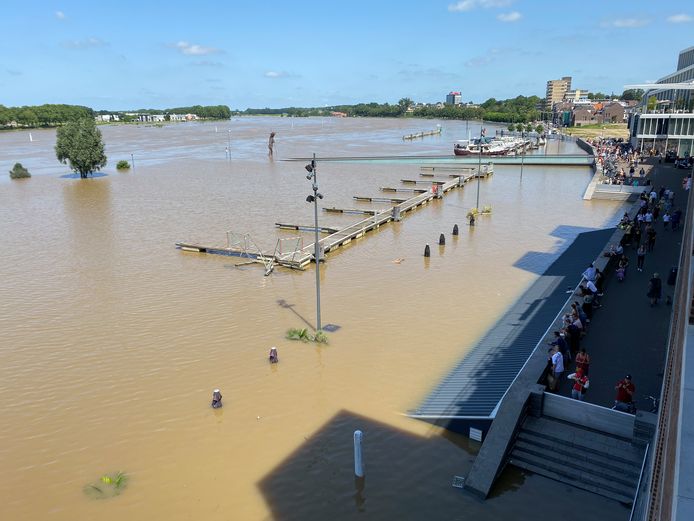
312,153 -> 322,331
520,130 -> 525,182
228,130 -> 232,156
131,153 -> 135,170
354,430 -> 364,477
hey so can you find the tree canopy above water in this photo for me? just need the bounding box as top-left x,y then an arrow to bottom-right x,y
55,118 -> 107,178
0,104 -> 93,128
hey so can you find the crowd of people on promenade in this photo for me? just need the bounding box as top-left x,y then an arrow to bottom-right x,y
540,169 -> 691,410
591,138 -> 648,186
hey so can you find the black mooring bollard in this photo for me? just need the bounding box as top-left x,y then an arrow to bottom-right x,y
424,244 -> 430,257
439,233 -> 445,246
453,224 -> 459,236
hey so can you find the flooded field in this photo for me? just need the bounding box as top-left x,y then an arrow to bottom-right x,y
0,118 -> 628,520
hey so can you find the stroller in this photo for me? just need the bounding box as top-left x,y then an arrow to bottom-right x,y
616,266 -> 625,282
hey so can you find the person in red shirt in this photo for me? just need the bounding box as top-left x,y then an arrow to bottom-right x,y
614,375 -> 635,412
567,368 -> 589,401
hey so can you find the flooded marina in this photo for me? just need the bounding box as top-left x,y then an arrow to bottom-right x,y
0,118 -> 628,520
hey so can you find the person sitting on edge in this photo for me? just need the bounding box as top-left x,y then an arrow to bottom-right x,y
582,263 -> 597,282
548,330 -> 570,364
614,375 -> 635,412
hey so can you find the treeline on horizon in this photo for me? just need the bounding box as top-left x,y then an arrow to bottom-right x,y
239,89 -> 644,123
100,105 -> 232,119
241,96 -> 545,123
0,104 -> 231,128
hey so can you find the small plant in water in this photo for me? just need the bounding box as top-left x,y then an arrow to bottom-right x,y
84,471 -> 128,499
116,160 -> 131,170
313,331 -> 329,344
286,328 -> 329,344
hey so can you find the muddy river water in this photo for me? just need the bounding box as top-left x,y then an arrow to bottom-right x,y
0,118 -> 629,520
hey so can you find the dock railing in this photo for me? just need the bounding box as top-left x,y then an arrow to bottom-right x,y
642,177 -> 694,521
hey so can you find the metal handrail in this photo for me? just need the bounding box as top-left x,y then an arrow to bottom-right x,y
645,179 -> 694,520
630,443 -> 651,521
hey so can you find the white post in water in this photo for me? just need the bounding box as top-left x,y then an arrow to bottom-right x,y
353,430 -> 364,477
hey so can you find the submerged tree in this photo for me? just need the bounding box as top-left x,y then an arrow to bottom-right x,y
9,162 -> 30,179
55,118 -> 107,178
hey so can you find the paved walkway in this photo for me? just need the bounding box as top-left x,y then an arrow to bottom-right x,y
559,161 -> 689,409
411,228 -> 614,420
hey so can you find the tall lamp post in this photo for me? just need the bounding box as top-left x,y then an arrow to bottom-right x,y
476,125 -> 485,210
305,153 -> 323,331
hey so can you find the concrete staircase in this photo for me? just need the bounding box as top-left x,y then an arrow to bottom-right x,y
508,416 -> 645,504
591,188 -> 638,201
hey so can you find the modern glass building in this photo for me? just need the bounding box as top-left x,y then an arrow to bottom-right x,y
629,46 -> 694,157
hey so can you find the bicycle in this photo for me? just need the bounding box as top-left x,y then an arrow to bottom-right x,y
612,395 -> 659,414
643,394 -> 659,413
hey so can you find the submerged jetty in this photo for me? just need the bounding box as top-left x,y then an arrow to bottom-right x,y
402,127 -> 442,140
176,164 -> 493,269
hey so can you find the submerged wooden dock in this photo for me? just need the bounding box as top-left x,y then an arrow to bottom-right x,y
176,164 -> 493,270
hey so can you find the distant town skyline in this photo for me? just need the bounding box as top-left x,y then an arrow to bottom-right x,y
1,0 -> 692,110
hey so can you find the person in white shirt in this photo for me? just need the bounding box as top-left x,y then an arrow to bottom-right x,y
551,346 -> 564,390
582,264 -> 597,282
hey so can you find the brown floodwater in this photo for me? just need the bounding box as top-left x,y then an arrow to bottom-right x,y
0,118 -> 628,520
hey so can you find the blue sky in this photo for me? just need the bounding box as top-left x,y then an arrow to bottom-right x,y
1,0 -> 692,110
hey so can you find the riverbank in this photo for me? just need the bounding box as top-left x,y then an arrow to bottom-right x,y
568,123 -> 630,140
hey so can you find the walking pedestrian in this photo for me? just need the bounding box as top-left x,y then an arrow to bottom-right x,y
672,209 -> 681,231
268,131 -> 276,156
636,244 -> 646,271
632,225 -> 642,248
648,273 -> 662,307
663,211 -> 671,230
646,225 -> 657,252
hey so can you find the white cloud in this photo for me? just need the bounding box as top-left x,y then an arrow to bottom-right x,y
448,0 -> 511,12
465,47 -> 504,67
480,0 -> 512,6
191,60 -> 223,67
609,18 -> 650,28
667,14 -> 693,23
62,37 -> 108,49
174,41 -> 220,56
497,11 -> 522,22
264,71 -> 299,79
55,11 -> 66,20
448,0 -> 475,11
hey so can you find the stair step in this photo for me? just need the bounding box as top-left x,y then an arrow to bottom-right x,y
509,453 -> 635,505
517,428 -> 643,467
521,416 -> 643,465
512,440 -> 639,488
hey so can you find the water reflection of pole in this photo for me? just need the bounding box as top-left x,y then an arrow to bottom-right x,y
131,153 -> 135,170
227,129 -> 231,161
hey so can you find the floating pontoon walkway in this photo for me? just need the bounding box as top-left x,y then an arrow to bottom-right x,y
285,153 -> 593,167
176,166 -> 493,269
409,228 -> 615,424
